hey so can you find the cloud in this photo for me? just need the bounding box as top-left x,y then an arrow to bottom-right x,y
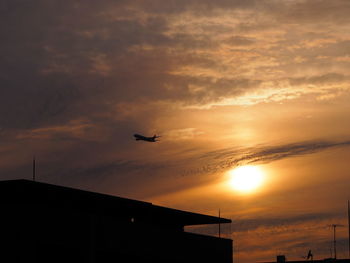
46,139 -> 350,188
181,140 -> 350,176
231,212 -> 342,233
1,0 -> 350,198
225,36 -> 256,46
188,210 -> 342,237
163,128 -> 204,140
2,0 -> 266,133
275,0 -> 350,25
2,0 -> 350,136
288,73 -> 350,86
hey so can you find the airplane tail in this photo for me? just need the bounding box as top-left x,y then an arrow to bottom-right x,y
152,134 -> 161,141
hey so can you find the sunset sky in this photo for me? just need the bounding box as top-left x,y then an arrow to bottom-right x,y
1,0 -> 350,262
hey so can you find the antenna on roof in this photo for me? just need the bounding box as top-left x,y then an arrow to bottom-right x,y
328,223 -> 345,259
230,216 -> 232,239
219,209 -> 221,238
32,155 -> 36,181
348,200 -> 350,259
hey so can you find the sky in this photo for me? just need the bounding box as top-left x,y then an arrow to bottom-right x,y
1,0 -> 350,262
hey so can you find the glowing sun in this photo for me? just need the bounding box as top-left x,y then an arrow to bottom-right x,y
228,165 -> 265,194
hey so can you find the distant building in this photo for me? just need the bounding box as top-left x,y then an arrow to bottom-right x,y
0,180 -> 232,263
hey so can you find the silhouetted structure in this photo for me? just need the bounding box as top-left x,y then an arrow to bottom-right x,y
348,200 -> 350,258
0,180 -> 232,263
264,255 -> 350,263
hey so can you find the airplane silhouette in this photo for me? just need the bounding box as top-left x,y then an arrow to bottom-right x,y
134,134 -> 161,142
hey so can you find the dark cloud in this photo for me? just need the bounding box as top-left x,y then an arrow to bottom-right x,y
1,0 -> 268,133
0,74 -> 80,129
288,73 -> 349,86
0,1 -> 172,129
225,36 -> 256,46
2,0 -> 349,136
275,0 -> 350,24
130,0 -> 262,14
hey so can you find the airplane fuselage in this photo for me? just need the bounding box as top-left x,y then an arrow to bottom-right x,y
133,134 -> 158,142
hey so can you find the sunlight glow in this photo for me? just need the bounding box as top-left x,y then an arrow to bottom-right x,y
228,165 -> 265,194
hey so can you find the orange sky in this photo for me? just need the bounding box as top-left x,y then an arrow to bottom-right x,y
1,1 -> 350,262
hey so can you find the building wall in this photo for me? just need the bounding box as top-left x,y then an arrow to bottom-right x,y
0,203 -> 232,263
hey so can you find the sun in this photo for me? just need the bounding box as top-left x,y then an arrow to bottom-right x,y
227,165 -> 265,194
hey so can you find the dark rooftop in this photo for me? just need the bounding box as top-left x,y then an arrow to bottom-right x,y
0,179 -> 231,227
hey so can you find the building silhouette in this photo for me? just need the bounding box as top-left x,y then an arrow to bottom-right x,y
0,180 -> 232,263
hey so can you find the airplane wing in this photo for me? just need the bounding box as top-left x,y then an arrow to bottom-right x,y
134,134 -> 146,140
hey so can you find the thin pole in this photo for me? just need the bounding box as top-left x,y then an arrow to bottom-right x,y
219,209 -> 221,238
348,200 -> 350,259
333,224 -> 337,259
33,156 -> 36,181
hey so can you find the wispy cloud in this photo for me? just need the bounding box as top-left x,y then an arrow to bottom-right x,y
231,212 -> 343,233
181,140 -> 350,176
63,139 -> 350,182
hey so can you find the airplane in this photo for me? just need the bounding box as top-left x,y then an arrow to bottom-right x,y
133,134 -> 161,142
